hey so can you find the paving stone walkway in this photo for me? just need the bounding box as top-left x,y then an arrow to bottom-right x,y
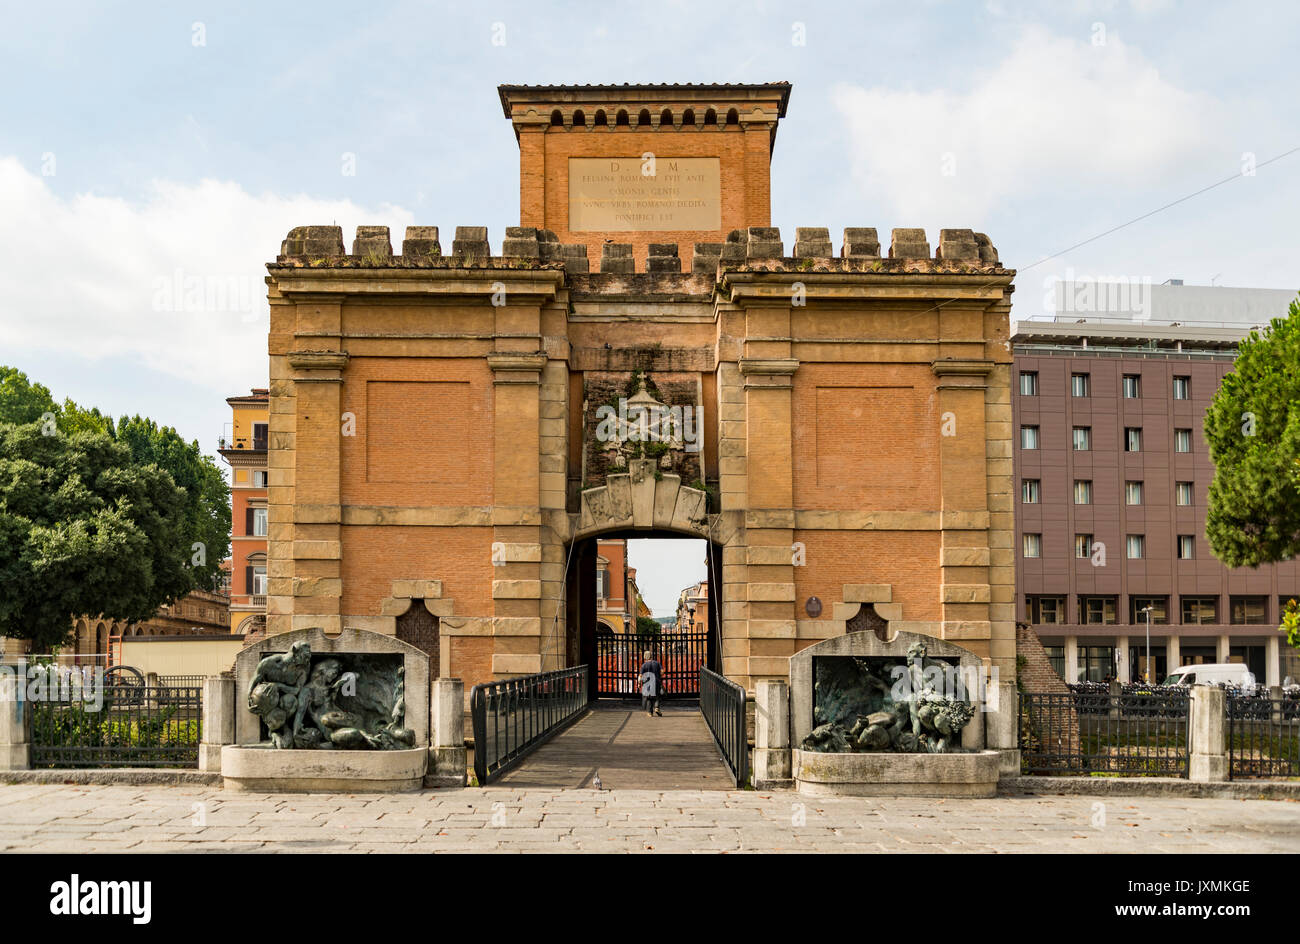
494,701 -> 734,790
0,783 -> 1295,852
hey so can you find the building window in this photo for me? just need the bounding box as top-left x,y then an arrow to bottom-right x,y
1071,373 -> 1091,397
1175,481 -> 1194,505
1021,426 -> 1040,449
251,566 -> 268,595
1074,480 -> 1092,505
1126,481 -> 1143,505
1078,646 -> 1116,682
1126,534 -> 1145,559
1075,534 -> 1094,559
1174,428 -> 1192,452
1019,371 -> 1038,396
252,423 -> 268,450
1122,374 -> 1141,398
1022,533 -> 1042,558
1079,597 -> 1117,625
1181,596 -> 1217,624
1177,534 -> 1195,559
1125,427 -> 1142,452
252,507 -> 268,537
1173,376 -> 1190,400
253,469 -> 269,488
1027,595 -> 1066,624
1072,427 -> 1091,451
1022,479 -> 1041,503
1230,596 -> 1268,625
1131,596 -> 1169,624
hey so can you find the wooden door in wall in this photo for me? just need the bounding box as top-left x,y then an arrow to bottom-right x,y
396,600 -> 440,678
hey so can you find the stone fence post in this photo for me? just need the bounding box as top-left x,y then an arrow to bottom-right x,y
199,676 -> 235,772
0,671 -> 29,770
753,679 -> 791,789
426,678 -> 467,788
985,678 -> 1020,777
1189,683 -> 1227,783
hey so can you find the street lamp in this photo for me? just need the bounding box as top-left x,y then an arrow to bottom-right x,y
1139,605 -> 1154,684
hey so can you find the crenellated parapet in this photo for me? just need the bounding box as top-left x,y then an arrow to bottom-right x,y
273,224 -> 1006,279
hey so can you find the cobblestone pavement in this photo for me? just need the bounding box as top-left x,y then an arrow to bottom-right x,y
0,783 -> 1295,852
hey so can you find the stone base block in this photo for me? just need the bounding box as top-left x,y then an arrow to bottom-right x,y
753,747 -> 791,784
997,749 -> 1021,778
1189,754 -> 1228,784
425,746 -> 467,788
198,743 -> 224,772
222,745 -> 427,793
0,744 -> 29,771
793,748 -> 1000,798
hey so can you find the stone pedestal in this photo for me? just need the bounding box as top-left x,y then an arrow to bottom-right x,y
427,678 -> 467,788
793,748 -> 1000,798
1189,683 -> 1228,783
752,679 -> 792,789
222,745 -> 427,792
0,674 -> 28,771
199,676 -> 235,772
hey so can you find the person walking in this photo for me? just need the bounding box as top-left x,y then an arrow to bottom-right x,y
639,650 -> 663,717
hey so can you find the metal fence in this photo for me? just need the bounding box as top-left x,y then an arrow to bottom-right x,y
1228,693 -> 1300,780
158,674 -> 206,690
470,665 -> 588,785
596,631 -> 708,698
700,667 -> 747,787
1020,689 -> 1190,776
29,685 -> 203,768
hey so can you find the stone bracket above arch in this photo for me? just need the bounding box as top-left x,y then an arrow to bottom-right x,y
577,459 -> 711,539
379,580 -> 454,619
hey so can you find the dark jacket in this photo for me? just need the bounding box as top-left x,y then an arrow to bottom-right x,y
639,659 -> 663,697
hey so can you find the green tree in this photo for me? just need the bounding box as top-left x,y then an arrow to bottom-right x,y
0,366 -> 57,426
636,615 -> 660,635
0,422 -> 190,650
115,416 -> 230,591
1204,297 -> 1300,567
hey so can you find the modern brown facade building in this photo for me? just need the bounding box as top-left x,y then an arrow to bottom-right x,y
265,82 -> 1018,695
1014,287 -> 1300,686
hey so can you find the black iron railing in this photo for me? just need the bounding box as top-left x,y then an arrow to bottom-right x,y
1020,689 -> 1189,777
596,631 -> 707,698
700,667 -> 747,787
29,685 -> 202,768
471,665 -> 588,785
159,675 -> 206,691
1228,693 -> 1300,779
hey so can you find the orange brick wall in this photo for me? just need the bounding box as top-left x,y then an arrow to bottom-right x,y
339,357 -> 494,507
520,125 -> 771,269
792,530 -> 943,625
340,525 -> 494,618
791,363 -> 941,512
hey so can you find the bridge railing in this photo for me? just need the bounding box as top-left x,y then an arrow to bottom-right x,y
470,665 -> 588,785
700,666 -> 748,787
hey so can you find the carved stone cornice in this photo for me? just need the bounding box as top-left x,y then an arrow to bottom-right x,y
487,352 -> 547,384
288,350 -> 349,371
930,358 -> 994,377
737,357 -> 799,376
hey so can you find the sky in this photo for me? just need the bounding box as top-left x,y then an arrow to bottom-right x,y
1,0 -> 1297,596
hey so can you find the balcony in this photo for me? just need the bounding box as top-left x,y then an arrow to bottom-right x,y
219,434 -> 267,453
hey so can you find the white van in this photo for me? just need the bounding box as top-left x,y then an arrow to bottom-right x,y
1161,663 -> 1256,688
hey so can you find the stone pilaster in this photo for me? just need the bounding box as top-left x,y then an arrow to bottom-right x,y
282,347 -> 347,635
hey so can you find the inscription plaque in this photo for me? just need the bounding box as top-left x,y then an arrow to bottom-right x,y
568,157 -> 721,232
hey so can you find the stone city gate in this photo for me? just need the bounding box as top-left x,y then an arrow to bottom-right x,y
264,83 -> 1017,707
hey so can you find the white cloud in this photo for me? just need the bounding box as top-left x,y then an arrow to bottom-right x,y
0,157 -> 413,394
832,24 -> 1222,225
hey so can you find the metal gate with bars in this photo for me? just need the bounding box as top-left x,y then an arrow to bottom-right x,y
595,631 -> 707,698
